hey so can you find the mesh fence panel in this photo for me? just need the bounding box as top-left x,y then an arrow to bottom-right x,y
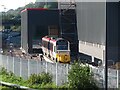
0,54 -> 119,87
41,61 -> 47,73
57,63 -> 68,85
29,59 -> 37,76
108,68 -> 117,88
38,60 -> 45,73
14,57 -> 20,77
1,55 -> 7,69
51,63 -> 56,83
0,54 -> 2,68
21,59 -> 28,80
91,66 -> 118,88
7,56 -> 13,72
91,67 -> 104,88
47,62 -> 53,74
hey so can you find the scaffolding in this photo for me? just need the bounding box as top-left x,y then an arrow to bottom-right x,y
58,0 -> 78,57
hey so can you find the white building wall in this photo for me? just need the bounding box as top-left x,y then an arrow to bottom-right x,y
79,41 -> 105,61
76,2 -> 106,63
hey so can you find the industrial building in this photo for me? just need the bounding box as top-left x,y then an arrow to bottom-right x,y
21,8 -> 78,56
21,0 -> 120,65
76,1 -> 120,65
21,8 -> 59,54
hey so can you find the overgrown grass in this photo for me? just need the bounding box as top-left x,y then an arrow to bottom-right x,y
0,86 -> 15,90
0,67 -> 57,89
0,68 -> 27,86
27,72 -> 55,89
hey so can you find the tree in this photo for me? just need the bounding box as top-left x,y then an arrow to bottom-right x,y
43,2 -> 58,9
68,62 -> 98,89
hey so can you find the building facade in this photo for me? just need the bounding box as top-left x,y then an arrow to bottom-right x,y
21,9 -> 60,54
76,1 -> 120,65
21,8 -> 78,56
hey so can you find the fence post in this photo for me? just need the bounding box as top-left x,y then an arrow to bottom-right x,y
103,68 -> 105,88
37,60 -> 38,74
7,56 -> 8,70
1,54 -> 2,67
0,55 -> 1,66
46,61 -> 47,73
13,57 -> 14,73
20,58 -> 22,77
56,63 -> 58,86
28,59 -> 30,78
117,70 -> 119,88
67,64 -> 68,83
40,61 -> 42,73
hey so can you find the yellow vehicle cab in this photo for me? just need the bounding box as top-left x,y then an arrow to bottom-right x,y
42,36 -> 70,63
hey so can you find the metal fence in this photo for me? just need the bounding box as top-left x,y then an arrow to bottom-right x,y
90,66 -> 120,88
0,54 -> 69,86
0,54 -> 120,88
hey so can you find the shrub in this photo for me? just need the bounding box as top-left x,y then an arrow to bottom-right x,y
27,74 -> 39,85
0,67 -> 55,89
68,62 -> 98,89
0,67 -> 26,86
58,83 -> 69,88
28,72 -> 52,86
0,67 -> 8,75
40,83 -> 56,88
40,72 -> 52,84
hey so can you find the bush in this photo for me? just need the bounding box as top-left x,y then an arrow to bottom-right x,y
68,62 -> 98,89
40,83 -> 56,88
0,67 -> 8,75
28,72 -> 52,86
40,72 -> 52,84
58,83 -> 69,88
0,67 -> 56,89
0,67 -> 26,86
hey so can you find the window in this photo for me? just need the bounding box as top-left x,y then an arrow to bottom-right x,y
50,43 -> 53,51
57,45 -> 68,50
54,46 -> 56,52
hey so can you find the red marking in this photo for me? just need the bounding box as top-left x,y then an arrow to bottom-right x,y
42,36 -> 51,41
21,9 -> 27,13
50,39 -> 56,42
45,37 -> 51,40
21,8 -> 48,13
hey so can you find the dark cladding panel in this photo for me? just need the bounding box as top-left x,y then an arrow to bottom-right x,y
107,2 -> 119,62
76,2 -> 106,45
28,10 -> 59,25
119,2 -> 120,61
21,10 -> 28,52
107,2 -> 119,47
27,9 -> 60,53
28,10 -> 60,41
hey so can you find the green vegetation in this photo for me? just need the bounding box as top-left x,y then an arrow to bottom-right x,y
0,67 -> 56,89
0,62 -> 98,89
0,86 -> 15,90
1,2 -> 58,21
27,72 -> 53,89
0,68 -> 27,86
1,2 -> 58,31
68,62 -> 98,89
